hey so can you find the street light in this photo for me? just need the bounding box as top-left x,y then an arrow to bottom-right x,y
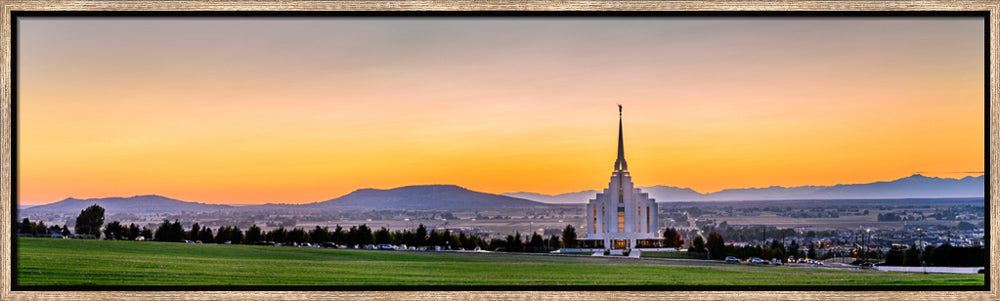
917,227 -> 926,274
865,228 -> 871,261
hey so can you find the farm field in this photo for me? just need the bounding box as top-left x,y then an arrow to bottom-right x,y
16,238 -> 984,286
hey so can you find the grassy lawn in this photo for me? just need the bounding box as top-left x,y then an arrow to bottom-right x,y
16,238 -> 984,286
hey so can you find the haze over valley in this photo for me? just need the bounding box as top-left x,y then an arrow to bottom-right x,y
20,174 -> 984,215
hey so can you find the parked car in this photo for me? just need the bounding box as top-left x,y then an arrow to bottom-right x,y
771,258 -> 783,266
749,257 -> 767,264
377,244 -> 395,250
725,256 -> 740,264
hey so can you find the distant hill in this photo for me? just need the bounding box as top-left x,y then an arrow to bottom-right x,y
508,174 -> 985,203
639,186 -> 705,201
805,174 -> 984,200
20,175 -> 983,215
21,195 -> 232,215
305,184 -> 554,210
502,190 -> 598,204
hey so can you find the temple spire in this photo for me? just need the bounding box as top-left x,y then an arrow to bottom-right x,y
614,104 -> 628,171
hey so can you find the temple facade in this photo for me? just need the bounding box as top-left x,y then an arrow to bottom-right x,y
582,105 -> 660,250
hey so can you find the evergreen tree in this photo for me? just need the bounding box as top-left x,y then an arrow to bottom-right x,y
245,224 -> 262,244
216,226 -> 232,243
229,226 -> 243,244
415,224 -> 428,246
374,227 -> 392,244
75,204 -> 105,238
506,231 -> 524,252
458,233 -> 470,249
447,231 -> 462,250
199,227 -> 215,243
309,226 -> 329,244
689,236 -> 706,253
34,221 -> 47,236
170,220 -> 185,241
20,218 -> 32,235
288,227 -> 308,243
427,230 -> 442,247
562,225 -> 577,248
331,225 -> 345,245
706,231 -> 726,259
787,240 -> 800,259
271,226 -> 288,243
103,221 -> 124,240
189,223 -> 201,241
662,227 -> 684,248
127,223 -> 141,240
156,220 -> 185,242
529,233 -> 545,252
140,227 -> 153,240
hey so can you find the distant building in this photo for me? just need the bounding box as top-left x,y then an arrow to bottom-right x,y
581,106 -> 660,249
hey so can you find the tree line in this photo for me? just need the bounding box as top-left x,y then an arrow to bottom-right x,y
884,243 -> 984,267
15,218 -> 70,237
29,205 -> 588,253
147,221 -> 588,253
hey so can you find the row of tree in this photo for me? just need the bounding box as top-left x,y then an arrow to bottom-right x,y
144,221 -> 590,253
101,221 -> 154,240
22,205 -> 587,253
16,205 -> 107,238
32,205 -> 709,255
687,230 -> 822,260
884,243 -> 985,267
16,218 -> 70,237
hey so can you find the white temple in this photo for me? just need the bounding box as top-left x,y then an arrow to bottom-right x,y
582,105 -> 660,250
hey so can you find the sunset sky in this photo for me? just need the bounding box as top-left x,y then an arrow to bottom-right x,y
17,17 -> 985,205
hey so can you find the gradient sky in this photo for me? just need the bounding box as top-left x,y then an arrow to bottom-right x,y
17,17 -> 985,205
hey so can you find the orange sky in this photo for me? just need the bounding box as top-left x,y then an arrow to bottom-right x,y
17,17 -> 985,205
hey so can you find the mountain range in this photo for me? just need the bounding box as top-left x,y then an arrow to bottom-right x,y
503,174 -> 985,203
20,174 -> 984,215
299,184 -> 551,210
20,184 -> 554,215
20,195 -> 233,214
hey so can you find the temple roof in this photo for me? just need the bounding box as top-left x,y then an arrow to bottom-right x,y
614,104 -> 628,171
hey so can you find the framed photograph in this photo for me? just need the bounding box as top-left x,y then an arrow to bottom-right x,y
1,1 -> 996,300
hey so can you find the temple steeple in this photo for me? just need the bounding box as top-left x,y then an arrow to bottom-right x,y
585,104 -> 658,250
614,104 -> 628,171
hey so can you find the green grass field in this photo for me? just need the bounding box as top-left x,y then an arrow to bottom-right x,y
16,238 -> 984,286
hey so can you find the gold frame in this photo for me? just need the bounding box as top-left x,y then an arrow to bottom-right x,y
1,1 -> 997,300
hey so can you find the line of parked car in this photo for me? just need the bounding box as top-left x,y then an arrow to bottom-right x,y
724,256 -> 824,266
181,239 -> 465,251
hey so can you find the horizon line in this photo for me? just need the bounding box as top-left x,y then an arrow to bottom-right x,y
20,172 -> 985,206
